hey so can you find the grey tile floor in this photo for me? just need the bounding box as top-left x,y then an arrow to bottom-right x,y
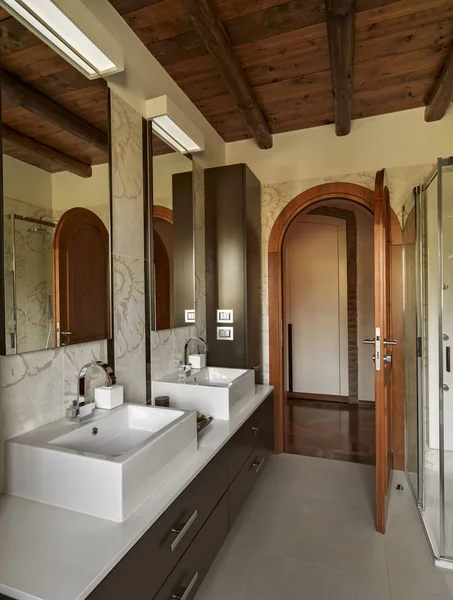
195,454 -> 453,600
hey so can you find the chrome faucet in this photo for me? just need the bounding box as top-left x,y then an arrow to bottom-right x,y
184,336 -> 208,367
66,361 -> 116,422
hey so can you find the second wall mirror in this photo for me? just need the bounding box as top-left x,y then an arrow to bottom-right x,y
148,126 -> 194,331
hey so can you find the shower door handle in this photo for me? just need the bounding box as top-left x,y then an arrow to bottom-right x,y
447,346 -> 451,373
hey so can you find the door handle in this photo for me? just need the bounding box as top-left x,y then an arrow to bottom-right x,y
363,339 -> 375,345
383,340 -> 397,346
447,346 -> 451,373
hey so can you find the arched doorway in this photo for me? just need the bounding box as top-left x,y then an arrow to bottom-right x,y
268,181 -> 402,456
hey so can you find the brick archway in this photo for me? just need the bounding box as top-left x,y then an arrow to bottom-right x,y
268,182 -> 401,455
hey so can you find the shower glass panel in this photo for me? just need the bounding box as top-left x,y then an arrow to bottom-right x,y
5,215 -> 54,354
404,158 -> 453,565
440,164 -> 453,558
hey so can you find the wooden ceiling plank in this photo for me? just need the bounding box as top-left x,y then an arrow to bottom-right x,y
325,0 -> 356,136
184,0 -> 272,149
2,125 -> 92,178
1,70 -> 108,152
425,48 -> 453,122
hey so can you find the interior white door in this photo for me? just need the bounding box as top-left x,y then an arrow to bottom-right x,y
285,215 -> 348,396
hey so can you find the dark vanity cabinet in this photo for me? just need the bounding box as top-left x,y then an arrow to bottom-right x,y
205,164 -> 262,372
85,392 -> 274,600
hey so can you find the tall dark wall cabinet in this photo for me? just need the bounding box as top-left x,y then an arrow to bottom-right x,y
205,164 -> 262,372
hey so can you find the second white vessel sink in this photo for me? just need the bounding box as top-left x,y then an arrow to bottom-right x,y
152,366 -> 255,419
6,404 -> 197,522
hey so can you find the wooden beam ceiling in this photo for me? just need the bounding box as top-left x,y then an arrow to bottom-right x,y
1,70 -> 108,152
326,0 -> 356,136
183,0 -> 273,149
425,46 -> 453,122
2,125 -> 92,178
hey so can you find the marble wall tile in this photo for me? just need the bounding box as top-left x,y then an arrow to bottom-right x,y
150,329 -> 174,381
0,348 -> 64,489
63,341 -> 107,406
113,253 -> 146,403
111,93 -> 144,261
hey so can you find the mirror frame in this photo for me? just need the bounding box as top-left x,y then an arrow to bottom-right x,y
0,68 -> 115,364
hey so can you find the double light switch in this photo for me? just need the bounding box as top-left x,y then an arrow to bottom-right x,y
217,309 -> 234,340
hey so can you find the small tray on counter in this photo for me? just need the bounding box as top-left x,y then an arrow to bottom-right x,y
197,413 -> 213,435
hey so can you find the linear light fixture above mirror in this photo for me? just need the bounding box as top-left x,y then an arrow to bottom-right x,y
0,0 -> 124,79
146,96 -> 205,154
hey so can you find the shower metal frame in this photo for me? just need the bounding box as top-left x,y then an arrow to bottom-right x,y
405,157 -> 453,564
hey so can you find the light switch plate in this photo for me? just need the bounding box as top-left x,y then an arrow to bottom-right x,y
185,309 -> 195,323
217,326 -> 234,341
217,309 -> 234,323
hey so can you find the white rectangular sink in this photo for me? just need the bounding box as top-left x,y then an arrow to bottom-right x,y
153,366 -> 255,419
6,404 -> 197,522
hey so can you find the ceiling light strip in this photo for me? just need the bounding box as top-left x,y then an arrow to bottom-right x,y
1,0 -> 96,75
152,121 -> 187,154
0,0 -> 117,77
153,115 -> 201,153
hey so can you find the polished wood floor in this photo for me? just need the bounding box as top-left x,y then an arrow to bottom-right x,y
287,399 -> 376,466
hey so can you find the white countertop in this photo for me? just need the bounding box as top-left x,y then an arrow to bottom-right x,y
0,385 -> 273,600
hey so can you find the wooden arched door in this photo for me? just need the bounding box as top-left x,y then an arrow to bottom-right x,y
54,207 -> 110,346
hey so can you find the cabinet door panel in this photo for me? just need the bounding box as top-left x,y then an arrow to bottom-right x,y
153,495 -> 228,600
88,449 -> 228,599
227,394 -> 273,484
228,396 -> 274,528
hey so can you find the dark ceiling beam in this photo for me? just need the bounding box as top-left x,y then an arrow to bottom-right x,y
325,0 -> 356,136
183,0 -> 273,150
2,125 -> 92,178
1,70 -> 108,152
425,48 -> 453,122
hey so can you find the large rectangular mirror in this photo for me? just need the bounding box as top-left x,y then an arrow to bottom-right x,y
0,13 -> 112,354
148,127 -> 194,330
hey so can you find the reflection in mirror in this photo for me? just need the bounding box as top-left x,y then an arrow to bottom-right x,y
1,13 -> 111,355
151,131 -> 194,330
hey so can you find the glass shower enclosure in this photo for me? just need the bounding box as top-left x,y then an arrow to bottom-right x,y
404,157 -> 453,563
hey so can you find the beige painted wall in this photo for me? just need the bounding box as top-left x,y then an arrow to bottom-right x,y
226,107 -> 451,185
3,155 -> 53,211
52,164 -> 110,213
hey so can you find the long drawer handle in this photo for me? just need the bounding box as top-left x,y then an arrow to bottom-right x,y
171,571 -> 199,600
252,457 -> 265,474
170,510 -> 198,552
251,424 -> 262,437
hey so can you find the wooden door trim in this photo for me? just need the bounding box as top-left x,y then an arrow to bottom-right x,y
268,181 -> 402,459
153,205 -> 173,224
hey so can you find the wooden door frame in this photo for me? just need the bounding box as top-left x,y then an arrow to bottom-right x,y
268,181 -> 402,455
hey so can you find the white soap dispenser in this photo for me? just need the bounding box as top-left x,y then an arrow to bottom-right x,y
188,344 -> 206,370
95,369 -> 124,410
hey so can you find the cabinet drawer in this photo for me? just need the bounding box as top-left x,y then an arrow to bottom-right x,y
88,448 -> 228,600
228,420 -> 273,528
227,393 -> 274,484
154,494 -> 228,600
